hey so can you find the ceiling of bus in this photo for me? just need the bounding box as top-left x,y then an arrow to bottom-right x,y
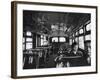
23,10 -> 90,37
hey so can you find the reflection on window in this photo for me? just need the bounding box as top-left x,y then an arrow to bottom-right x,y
52,37 -> 58,42
59,37 -> 66,42
79,28 -> 83,34
26,43 -> 32,49
26,31 -> 32,36
79,36 -> 84,49
86,23 -> 91,31
85,35 -> 91,40
26,38 -> 32,42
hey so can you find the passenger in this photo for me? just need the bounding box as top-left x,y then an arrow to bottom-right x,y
69,42 -> 85,67
70,42 -> 83,56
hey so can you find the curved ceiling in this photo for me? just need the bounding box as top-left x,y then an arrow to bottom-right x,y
23,10 -> 90,37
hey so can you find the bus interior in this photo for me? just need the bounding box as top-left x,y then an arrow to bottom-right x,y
23,10 -> 91,69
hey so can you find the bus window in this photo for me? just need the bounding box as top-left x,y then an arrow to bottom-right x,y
79,36 -> 84,49
85,35 -> 91,40
59,37 -> 66,42
26,38 -> 32,42
79,28 -> 83,34
25,31 -> 33,50
41,35 -> 48,46
86,23 -> 91,31
26,31 -> 32,36
26,43 -> 32,49
75,37 -> 78,42
69,39 -> 72,45
52,37 -> 58,42
75,32 -> 78,36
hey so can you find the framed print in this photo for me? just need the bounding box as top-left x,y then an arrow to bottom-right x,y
11,1 -> 98,78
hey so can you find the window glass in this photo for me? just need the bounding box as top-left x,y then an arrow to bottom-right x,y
52,37 -> 58,42
41,38 -> 44,46
79,36 -> 84,49
76,32 -> 78,36
86,23 -> 91,31
41,35 -> 48,46
79,28 -> 83,34
42,41 -> 48,45
75,37 -> 78,42
26,38 -> 32,42
85,35 -> 91,40
59,37 -> 66,42
69,39 -> 72,45
26,43 -> 32,49
26,31 -> 32,36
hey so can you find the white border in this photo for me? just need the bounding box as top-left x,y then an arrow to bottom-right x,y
17,3 -> 96,76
